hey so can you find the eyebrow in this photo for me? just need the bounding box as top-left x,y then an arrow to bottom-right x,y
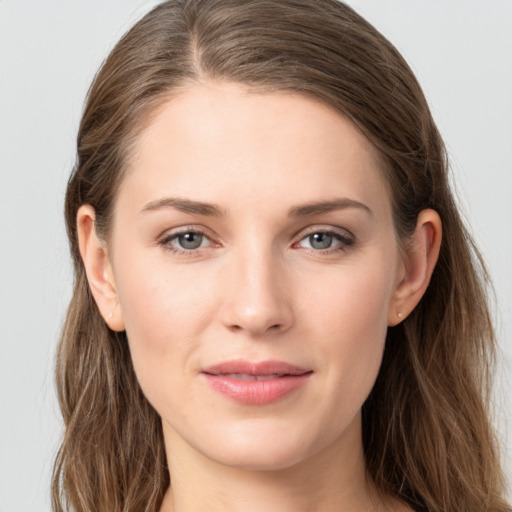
288,198 -> 373,217
141,197 -> 225,217
140,196 -> 372,218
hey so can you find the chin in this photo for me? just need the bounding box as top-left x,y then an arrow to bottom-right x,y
195,419 -> 329,472
209,443 -> 310,472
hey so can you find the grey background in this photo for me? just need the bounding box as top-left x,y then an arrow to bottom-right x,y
0,1 -> 510,510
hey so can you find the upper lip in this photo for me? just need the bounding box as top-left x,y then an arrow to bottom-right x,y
201,360 -> 311,376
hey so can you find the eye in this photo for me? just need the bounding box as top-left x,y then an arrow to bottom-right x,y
296,229 -> 354,252
305,232 -> 336,250
175,231 -> 206,250
159,229 -> 214,253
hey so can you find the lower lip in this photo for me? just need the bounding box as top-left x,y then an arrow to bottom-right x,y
203,373 -> 312,405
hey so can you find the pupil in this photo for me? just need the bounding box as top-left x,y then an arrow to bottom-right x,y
310,233 -> 332,249
179,232 -> 202,249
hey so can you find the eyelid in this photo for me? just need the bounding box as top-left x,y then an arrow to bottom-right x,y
295,225 -> 354,241
158,225 -> 220,252
293,225 -> 355,252
156,224 -> 355,255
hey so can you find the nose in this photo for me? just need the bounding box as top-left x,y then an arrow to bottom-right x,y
219,246 -> 294,336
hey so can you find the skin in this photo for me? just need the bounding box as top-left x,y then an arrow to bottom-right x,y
78,81 -> 441,512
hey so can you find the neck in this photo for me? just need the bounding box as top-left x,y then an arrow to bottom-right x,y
159,414 -> 384,512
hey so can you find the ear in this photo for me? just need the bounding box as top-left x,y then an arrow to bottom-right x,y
76,205 -> 125,332
388,209 -> 442,326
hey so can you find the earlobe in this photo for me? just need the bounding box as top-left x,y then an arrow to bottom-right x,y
76,205 -> 125,332
388,209 -> 442,326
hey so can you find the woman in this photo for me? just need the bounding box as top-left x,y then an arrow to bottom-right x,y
52,1 -> 511,511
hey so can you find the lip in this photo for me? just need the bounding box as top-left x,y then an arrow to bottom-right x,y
201,360 -> 312,405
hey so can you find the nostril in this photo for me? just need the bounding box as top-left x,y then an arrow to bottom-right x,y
220,293 -> 294,335
228,322 -> 283,334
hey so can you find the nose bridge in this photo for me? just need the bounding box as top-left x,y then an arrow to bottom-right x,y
221,235 -> 293,335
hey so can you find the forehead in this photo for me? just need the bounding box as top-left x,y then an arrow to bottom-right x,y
119,81 -> 390,218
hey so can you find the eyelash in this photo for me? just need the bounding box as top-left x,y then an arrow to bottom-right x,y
158,226 -> 355,256
158,227 -> 218,256
294,228 -> 354,254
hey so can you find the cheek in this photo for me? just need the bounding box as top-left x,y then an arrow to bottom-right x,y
301,258 -> 393,401
112,255 -> 215,396
304,255 -> 393,338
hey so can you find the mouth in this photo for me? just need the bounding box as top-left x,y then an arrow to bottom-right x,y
201,360 -> 312,405
217,373 -> 288,381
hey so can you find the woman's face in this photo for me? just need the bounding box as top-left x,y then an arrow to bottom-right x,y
107,82 -> 404,470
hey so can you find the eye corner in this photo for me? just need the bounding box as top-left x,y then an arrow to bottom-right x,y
157,225 -> 221,256
293,226 -> 356,254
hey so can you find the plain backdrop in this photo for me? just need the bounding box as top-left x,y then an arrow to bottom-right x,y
0,2 -> 511,511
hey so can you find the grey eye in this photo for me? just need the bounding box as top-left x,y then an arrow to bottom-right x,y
177,232 -> 204,250
308,232 -> 334,250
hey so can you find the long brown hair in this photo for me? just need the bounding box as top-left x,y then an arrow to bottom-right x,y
52,1 -> 510,511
